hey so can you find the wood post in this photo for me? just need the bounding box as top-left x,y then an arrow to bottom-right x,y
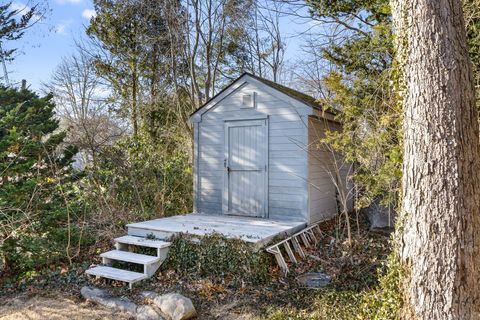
291,236 -> 306,258
283,241 -> 297,264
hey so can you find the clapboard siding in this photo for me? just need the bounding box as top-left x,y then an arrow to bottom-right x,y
270,128 -> 304,137
270,193 -> 306,201
270,186 -> 307,194
270,143 -> 305,152
269,179 -> 307,188
198,170 -> 223,177
270,121 -> 305,130
270,157 -> 307,166
270,163 -> 306,172
198,201 -> 222,210
308,117 -> 339,223
307,117 -> 354,223
192,74 -> 346,224
270,150 -> 305,158
199,192 -> 222,203
199,177 -> 221,190
269,208 -> 303,220
309,181 -> 337,193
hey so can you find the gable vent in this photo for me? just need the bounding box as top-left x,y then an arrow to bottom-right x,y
242,92 -> 256,108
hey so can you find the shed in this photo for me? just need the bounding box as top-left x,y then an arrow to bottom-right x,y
190,73 -> 353,224
86,73 -> 354,287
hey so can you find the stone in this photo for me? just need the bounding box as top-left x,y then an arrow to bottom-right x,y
140,291 -> 159,300
297,272 -> 331,288
80,286 -> 137,315
363,198 -> 396,232
153,293 -> 197,320
136,305 -> 164,320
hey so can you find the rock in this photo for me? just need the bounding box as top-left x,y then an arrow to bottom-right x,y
363,199 -> 396,231
80,286 -> 107,299
153,293 -> 197,320
140,291 -> 159,300
80,286 -> 137,315
297,272 -> 331,288
136,305 -> 164,320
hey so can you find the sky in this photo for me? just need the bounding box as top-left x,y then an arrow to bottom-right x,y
4,0 -> 96,90
4,0 -> 319,92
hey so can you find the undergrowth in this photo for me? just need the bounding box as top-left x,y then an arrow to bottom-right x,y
358,253 -> 401,320
258,215 -> 401,320
163,233 -> 272,286
1,215 -> 402,320
260,252 -> 401,320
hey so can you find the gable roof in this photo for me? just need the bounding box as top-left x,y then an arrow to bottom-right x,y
190,72 -> 337,119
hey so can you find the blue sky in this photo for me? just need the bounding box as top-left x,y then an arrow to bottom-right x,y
5,0 -> 95,90
5,0 -> 318,91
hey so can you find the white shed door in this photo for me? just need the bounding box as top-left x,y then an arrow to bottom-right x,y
223,119 -> 267,217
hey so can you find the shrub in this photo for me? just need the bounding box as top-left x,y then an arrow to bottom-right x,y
163,233 -> 272,286
85,134 -> 192,222
0,86 -> 86,274
358,253 -> 401,320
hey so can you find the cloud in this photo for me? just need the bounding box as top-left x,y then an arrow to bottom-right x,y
55,23 -> 67,35
82,9 -> 96,20
55,0 -> 83,4
10,2 -> 27,11
10,2 -> 42,22
54,20 -> 73,35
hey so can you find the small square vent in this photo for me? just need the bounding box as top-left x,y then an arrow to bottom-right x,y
242,92 -> 255,108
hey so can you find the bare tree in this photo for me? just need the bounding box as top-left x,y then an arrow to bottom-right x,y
44,51 -> 126,167
164,0 -> 248,103
258,0 -> 286,82
243,0 -> 287,82
291,37 -> 334,98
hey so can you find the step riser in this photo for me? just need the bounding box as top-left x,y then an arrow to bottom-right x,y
102,256 -> 148,268
103,257 -> 112,266
115,243 -> 170,261
158,247 -> 169,262
115,242 -> 129,252
114,235 -> 171,249
127,227 -> 175,240
145,260 -> 162,277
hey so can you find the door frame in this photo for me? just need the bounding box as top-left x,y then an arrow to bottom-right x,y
222,116 -> 269,218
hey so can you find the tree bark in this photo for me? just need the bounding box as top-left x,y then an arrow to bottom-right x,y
391,0 -> 480,318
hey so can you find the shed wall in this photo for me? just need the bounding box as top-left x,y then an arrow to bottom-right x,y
307,116 -> 353,223
195,80 -> 310,222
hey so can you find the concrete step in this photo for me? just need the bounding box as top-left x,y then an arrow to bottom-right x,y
86,266 -> 148,283
114,235 -> 171,249
100,250 -> 160,265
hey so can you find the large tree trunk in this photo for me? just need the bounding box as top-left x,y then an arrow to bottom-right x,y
390,0 -> 480,318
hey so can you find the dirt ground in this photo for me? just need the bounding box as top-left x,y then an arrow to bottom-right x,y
0,291 -> 259,320
0,293 -> 132,320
